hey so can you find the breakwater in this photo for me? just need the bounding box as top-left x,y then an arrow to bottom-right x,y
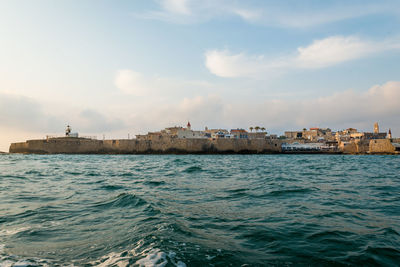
9,137 -> 283,154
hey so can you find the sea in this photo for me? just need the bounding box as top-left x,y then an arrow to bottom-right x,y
0,154 -> 399,266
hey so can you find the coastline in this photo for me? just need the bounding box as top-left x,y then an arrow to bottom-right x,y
8,137 -> 399,155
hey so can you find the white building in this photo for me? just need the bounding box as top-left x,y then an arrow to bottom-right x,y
176,121 -> 207,139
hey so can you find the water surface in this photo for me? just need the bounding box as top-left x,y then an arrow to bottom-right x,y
0,154 -> 399,266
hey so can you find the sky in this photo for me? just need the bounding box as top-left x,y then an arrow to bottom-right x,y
1,0 -> 400,151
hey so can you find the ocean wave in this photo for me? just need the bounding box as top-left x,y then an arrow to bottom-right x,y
92,193 -> 148,209
98,184 -> 126,191
183,166 -> 202,173
1,154 -> 400,265
0,227 -> 30,237
144,181 -> 166,186
0,244 -> 57,267
90,242 -> 186,267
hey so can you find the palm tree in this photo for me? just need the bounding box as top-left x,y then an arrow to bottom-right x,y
261,127 -> 266,132
249,127 -> 254,132
255,126 -> 260,132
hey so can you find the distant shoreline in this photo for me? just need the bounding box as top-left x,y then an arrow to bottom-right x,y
8,137 -> 399,155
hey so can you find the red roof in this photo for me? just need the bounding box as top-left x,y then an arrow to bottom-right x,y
231,129 -> 247,133
187,121 -> 191,127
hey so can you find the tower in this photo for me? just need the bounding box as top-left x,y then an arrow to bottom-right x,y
374,122 -> 379,134
388,128 -> 392,139
65,125 -> 71,136
187,121 -> 191,130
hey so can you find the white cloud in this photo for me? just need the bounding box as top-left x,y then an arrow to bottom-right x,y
114,69 -> 151,96
297,36 -> 376,68
0,92 -> 54,131
205,49 -> 287,78
0,92 -> 129,151
124,81 -> 400,137
114,69 -> 214,96
205,36 -> 400,78
137,1 -> 399,28
161,0 -> 191,15
3,81 -> 400,151
230,8 -> 261,22
78,109 -> 125,132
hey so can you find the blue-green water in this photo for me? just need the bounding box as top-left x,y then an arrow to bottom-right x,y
0,154 -> 399,266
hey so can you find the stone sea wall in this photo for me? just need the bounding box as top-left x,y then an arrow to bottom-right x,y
369,139 -> 396,153
9,137 -> 399,154
9,137 -> 283,154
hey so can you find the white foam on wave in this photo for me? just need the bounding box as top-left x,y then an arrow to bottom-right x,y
0,240 -> 186,267
135,249 -> 167,267
0,244 -> 59,267
91,240 -> 186,267
94,251 -> 130,267
135,249 -> 187,267
0,227 -> 30,237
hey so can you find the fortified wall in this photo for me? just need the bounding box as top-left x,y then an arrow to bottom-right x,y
9,137 -> 283,154
369,139 -> 396,153
338,139 -> 399,154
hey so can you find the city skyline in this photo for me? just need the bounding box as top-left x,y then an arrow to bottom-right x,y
1,0 -> 400,151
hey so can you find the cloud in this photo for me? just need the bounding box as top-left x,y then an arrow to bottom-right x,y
205,50 -> 287,78
128,94 -> 225,132
0,92 -> 129,150
224,81 -> 400,133
78,109 -> 126,133
205,36 -> 400,78
122,81 -> 400,138
0,92 -> 54,131
161,0 -> 191,15
115,69 -> 150,96
296,36 -> 396,68
136,1 -> 399,28
230,8 -> 261,22
2,81 -> 399,151
260,4 -> 396,29
114,69 -> 214,96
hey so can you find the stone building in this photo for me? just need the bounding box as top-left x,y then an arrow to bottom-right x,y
285,127 -> 334,141
204,129 -> 230,139
247,132 -> 267,139
230,129 -> 248,139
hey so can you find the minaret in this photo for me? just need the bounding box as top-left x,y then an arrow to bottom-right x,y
374,122 -> 379,134
187,121 -> 191,130
388,128 -> 392,139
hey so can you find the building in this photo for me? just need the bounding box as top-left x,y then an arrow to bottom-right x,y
285,127 -> 334,141
203,128 -> 229,139
230,129 -> 248,139
247,132 -> 267,139
176,121 -> 207,139
65,125 -> 78,138
374,122 -> 379,134
336,129 -> 387,141
176,128 -> 207,139
335,128 -> 360,141
136,122 -> 207,140
285,131 -> 303,139
282,142 -> 333,152
161,126 -> 184,137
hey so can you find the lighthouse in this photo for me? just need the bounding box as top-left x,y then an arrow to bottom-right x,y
187,121 -> 191,130
65,125 -> 71,137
